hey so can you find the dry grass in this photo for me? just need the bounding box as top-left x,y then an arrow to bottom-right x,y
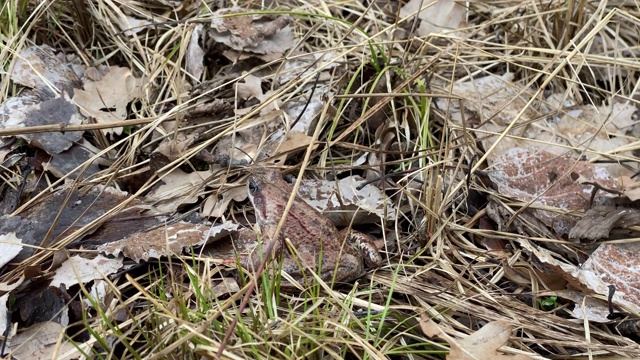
2,0 -> 640,358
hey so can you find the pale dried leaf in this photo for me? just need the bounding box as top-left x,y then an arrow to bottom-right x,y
211,277 -> 240,297
10,321 -> 80,360
298,175 -> 396,226
202,186 -> 247,218
117,15 -> 152,36
72,66 -> 143,136
186,24 -> 205,80
538,290 -> 611,323
0,232 -> 23,268
617,176 -> 640,201
12,45 -> 81,95
146,168 -> 214,213
50,254 -> 124,288
400,0 -> 467,37
84,279 -> 108,309
0,294 -> 8,336
420,314 -> 532,360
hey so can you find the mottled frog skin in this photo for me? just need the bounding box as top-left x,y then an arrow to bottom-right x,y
245,169 -> 382,286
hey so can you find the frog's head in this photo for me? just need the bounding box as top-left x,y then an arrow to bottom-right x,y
247,174 -> 283,225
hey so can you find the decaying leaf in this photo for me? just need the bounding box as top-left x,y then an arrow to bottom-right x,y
116,14 -> 152,36
209,7 -> 295,57
202,186 -> 247,218
538,290 -> 612,323
485,148 -> 617,235
399,0 -> 467,37
420,314 -> 532,360
520,238 -> 640,316
569,206 -> 640,241
0,91 -> 83,155
437,73 -> 544,160
42,138 -> 111,179
11,44 -> 81,95
0,232 -> 24,268
50,254 -> 124,288
186,24 -> 205,80
98,221 -> 236,262
0,184 -> 153,261
145,168 -> 215,213
72,66 -> 144,136
9,321 -> 79,360
298,175 -> 397,226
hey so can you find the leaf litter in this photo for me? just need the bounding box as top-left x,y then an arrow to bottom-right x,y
2,1 -> 640,359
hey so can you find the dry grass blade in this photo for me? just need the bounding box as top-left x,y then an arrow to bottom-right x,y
2,0 -> 640,359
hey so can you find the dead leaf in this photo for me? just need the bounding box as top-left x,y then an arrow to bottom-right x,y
614,176 -> 640,201
520,238 -> 640,316
0,232 -> 24,268
569,206 -> 640,241
420,314 -> 532,360
117,15 -> 152,36
209,7 -> 295,56
202,186 -> 247,218
42,138 -> 111,179
97,221 -> 226,262
485,148 -> 618,235
235,74 -> 269,102
538,290 -> 612,323
9,321 -> 80,360
298,175 -> 397,226
0,92 -> 84,155
186,24 -> 205,80
72,66 -> 144,136
50,254 -> 124,288
16,286 -> 71,327
145,168 -> 215,213
420,313 -> 531,360
400,0 -> 467,37
12,45 -> 81,96
0,184 -> 150,261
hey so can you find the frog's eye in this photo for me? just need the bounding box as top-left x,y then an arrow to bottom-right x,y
248,179 -> 260,195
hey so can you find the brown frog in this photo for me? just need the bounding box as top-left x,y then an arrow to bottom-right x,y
245,169 -> 382,286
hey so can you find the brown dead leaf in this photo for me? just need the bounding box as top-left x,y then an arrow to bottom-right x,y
569,206 -> 640,241
615,176 -> 640,201
485,148 -> 618,235
0,184 -> 149,261
97,221 -> 214,262
520,238 -> 640,316
73,66 -> 143,136
202,186 -> 247,218
209,7 -> 295,56
420,314 -> 532,360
